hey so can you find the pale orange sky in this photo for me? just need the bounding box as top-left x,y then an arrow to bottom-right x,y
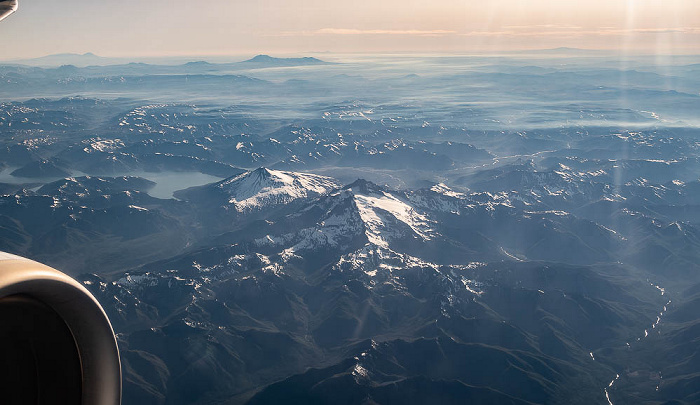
0,0 -> 698,58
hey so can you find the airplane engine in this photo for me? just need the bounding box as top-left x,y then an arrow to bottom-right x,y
0,252 -> 121,404
0,0 -> 17,22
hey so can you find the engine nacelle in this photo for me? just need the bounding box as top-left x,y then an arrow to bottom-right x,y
0,252 -> 121,404
0,0 -> 17,22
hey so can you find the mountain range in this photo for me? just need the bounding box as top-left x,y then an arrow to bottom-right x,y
1,52 -> 699,404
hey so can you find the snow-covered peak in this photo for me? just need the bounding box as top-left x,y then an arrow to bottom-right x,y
252,179 -> 439,255
217,168 -> 340,211
353,190 -> 435,248
294,180 -> 436,250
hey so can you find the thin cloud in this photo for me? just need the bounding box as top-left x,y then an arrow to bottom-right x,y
504,24 -> 583,30
630,27 -> 700,34
276,28 -> 457,37
461,27 -> 700,38
275,26 -> 700,39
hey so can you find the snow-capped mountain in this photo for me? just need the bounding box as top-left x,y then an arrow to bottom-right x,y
248,179 -> 440,258
218,168 -> 341,211
176,167 -> 341,215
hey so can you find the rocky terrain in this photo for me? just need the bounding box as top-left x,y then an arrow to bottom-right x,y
1,52 -> 699,404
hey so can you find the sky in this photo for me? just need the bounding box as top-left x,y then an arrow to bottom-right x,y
0,0 -> 698,59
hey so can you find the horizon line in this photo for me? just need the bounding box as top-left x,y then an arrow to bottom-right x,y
3,47 -> 700,64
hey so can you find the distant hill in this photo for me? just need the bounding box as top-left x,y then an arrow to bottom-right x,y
240,54 -> 328,67
8,52 -> 121,67
2,53 -> 329,69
